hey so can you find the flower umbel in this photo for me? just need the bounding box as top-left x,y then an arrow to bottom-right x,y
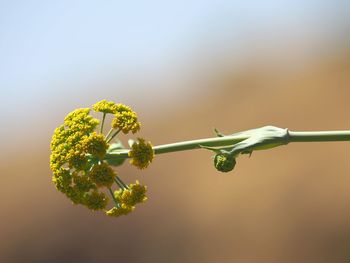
89,162 -> 116,187
117,180 -> 147,206
82,132 -> 109,159
92,100 -> 117,114
128,138 -> 154,169
111,104 -> 141,134
106,205 -> 134,217
105,180 -> 147,218
50,100 -> 152,217
84,190 -> 109,210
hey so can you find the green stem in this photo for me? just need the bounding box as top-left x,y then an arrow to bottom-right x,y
107,129 -> 121,143
100,113 -> 106,134
115,176 -> 128,189
288,131 -> 350,142
153,135 -> 248,154
106,133 -> 250,160
108,187 -> 119,207
105,128 -> 113,140
105,129 -> 350,161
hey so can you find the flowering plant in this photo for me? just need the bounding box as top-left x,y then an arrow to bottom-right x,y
50,100 -> 350,217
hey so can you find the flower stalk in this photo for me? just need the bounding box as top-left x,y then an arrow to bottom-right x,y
106,128 -> 350,161
105,134 -> 249,160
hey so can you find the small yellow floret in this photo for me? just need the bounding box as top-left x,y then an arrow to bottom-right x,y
92,100 -> 117,114
115,180 -> 147,206
89,162 -> 116,187
66,186 -> 85,204
114,103 -> 132,113
52,169 -> 72,193
67,150 -> 87,170
128,138 -> 154,169
111,104 -> 141,134
84,190 -> 108,210
73,174 -> 96,192
82,132 -> 109,159
64,108 -> 99,133
105,205 -> 134,217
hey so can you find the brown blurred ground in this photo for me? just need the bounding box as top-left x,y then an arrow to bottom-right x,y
1,54 -> 350,263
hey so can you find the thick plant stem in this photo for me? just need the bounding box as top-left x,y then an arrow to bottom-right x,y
105,129 -> 350,161
105,134 -> 249,160
152,135 -> 249,154
288,131 -> 350,142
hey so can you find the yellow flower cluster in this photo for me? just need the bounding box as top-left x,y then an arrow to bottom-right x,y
118,180 -> 148,206
64,108 -> 100,133
106,180 -> 147,217
128,138 -> 154,169
85,190 -> 109,211
50,100 -> 154,217
111,104 -> 141,134
50,108 -> 109,210
106,205 -> 134,217
82,132 -> 109,159
92,99 -> 118,114
89,162 -> 116,187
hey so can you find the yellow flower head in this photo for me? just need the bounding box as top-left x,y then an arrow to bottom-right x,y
89,162 -> 116,187
50,109 -> 100,171
93,100 -> 117,114
111,104 -> 141,134
50,107 -> 107,209
115,180 -> 147,206
82,132 -> 109,159
105,204 -> 134,217
73,173 -> 96,192
84,190 -> 108,211
50,101 -> 152,217
114,103 -> 134,113
128,138 -> 154,169
64,108 -> 100,133
52,169 -> 72,193
65,186 -> 85,205
67,150 -> 87,170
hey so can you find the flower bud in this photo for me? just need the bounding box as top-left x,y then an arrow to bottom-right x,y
214,153 -> 236,172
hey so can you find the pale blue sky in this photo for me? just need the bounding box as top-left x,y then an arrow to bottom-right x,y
0,0 -> 349,135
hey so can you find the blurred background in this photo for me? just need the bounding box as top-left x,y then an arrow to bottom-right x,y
1,1 -> 350,262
